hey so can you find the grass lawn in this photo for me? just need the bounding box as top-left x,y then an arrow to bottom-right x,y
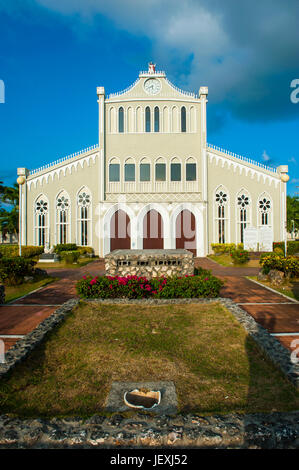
208,254 -> 260,268
0,301 -> 297,418
248,276 -> 299,301
5,276 -> 58,304
35,257 -> 96,270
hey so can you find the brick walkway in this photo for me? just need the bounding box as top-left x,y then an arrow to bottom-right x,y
196,258 -> 299,355
0,259 -> 105,352
1,257 -> 298,359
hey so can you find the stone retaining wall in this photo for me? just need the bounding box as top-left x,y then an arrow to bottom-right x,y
105,249 -> 194,278
0,411 -> 298,448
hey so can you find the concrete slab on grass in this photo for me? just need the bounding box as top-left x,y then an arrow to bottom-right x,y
105,381 -> 177,415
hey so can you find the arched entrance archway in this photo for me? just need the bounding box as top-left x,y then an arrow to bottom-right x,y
175,209 -> 196,255
143,209 -> 164,249
110,209 -> 131,251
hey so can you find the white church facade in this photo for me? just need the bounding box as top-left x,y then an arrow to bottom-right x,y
18,64 -> 289,257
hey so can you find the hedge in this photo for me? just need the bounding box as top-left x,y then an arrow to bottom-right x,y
53,244 -> 78,253
273,241 -> 299,256
76,271 -> 224,300
211,243 -> 243,254
0,245 -> 44,258
60,251 -> 81,264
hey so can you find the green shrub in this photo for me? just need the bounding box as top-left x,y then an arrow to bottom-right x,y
76,272 -> 224,299
0,245 -> 44,258
54,244 -> 78,254
260,253 -> 299,277
230,248 -> 249,265
274,247 -> 284,256
0,257 -> 36,286
211,243 -> 236,254
273,241 -> 299,256
77,246 -> 94,256
194,266 -> 213,277
60,251 -> 81,264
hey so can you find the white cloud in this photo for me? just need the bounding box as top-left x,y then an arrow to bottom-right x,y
12,0 -> 299,120
262,150 -> 271,162
288,156 -> 297,165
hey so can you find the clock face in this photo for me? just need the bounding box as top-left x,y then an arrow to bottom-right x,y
144,78 -> 161,95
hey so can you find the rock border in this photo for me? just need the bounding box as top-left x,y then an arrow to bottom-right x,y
0,298 -> 79,379
0,296 -> 298,448
0,411 -> 298,448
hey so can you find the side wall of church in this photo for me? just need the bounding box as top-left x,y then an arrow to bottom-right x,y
25,154 -> 100,252
207,157 -> 283,248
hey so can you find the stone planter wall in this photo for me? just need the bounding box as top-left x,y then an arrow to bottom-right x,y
0,411 -> 298,448
105,249 -> 194,278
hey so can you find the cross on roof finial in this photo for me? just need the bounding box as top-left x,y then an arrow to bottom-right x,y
148,61 -> 156,73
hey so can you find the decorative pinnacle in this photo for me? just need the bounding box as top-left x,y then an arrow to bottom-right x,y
199,86 -> 208,96
97,86 -> 105,96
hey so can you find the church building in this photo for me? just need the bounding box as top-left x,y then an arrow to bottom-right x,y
17,63 -> 289,257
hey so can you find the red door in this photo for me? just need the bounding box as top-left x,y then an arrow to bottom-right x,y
176,210 -> 196,255
110,210 -> 131,251
143,210 -> 164,249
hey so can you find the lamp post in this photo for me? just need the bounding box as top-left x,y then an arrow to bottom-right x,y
17,174 -> 26,257
279,169 -> 290,257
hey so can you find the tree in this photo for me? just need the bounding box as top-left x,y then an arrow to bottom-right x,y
287,195 -> 299,234
0,183 -> 19,239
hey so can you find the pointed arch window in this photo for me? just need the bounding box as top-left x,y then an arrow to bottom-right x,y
154,106 -> 160,132
171,159 -> 181,181
186,158 -> 196,181
34,195 -> 49,246
155,159 -> 166,181
237,192 -> 250,244
181,106 -> 186,132
140,159 -> 150,181
259,196 -> 271,226
145,107 -> 151,132
118,107 -> 124,133
215,190 -> 228,243
56,191 -> 70,244
77,190 -> 91,246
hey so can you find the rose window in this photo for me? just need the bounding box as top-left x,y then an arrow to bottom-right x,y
36,199 -> 48,214
237,194 -> 249,208
57,196 -> 69,211
215,191 -> 227,205
78,192 -> 91,207
259,198 -> 271,213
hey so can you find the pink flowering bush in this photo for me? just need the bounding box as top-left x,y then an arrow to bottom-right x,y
76,270 -> 223,299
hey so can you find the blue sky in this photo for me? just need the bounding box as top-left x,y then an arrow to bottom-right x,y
0,0 -> 298,194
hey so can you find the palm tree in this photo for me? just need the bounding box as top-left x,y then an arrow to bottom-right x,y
0,208 -> 19,238
0,183 -> 19,240
1,183 -> 19,208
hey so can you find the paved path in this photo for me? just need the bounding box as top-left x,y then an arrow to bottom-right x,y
1,257 -> 298,359
196,258 -> 299,354
0,259 -> 105,352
